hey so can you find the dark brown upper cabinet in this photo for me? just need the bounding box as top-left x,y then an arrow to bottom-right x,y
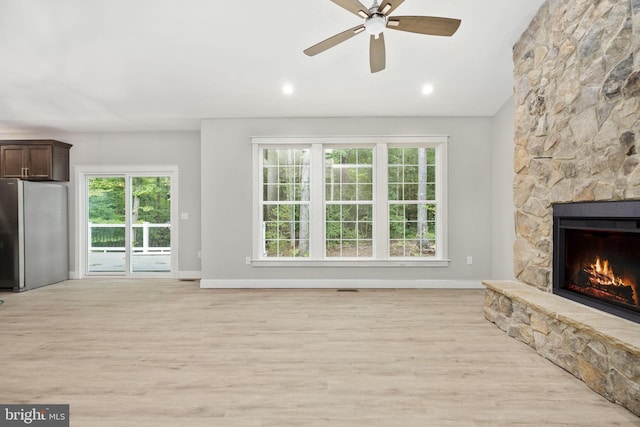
0,140 -> 72,182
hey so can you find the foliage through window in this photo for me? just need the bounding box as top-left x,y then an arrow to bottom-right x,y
88,176 -> 171,249
262,148 -> 310,257
325,148 -> 373,257
388,147 -> 436,257
254,137 -> 447,263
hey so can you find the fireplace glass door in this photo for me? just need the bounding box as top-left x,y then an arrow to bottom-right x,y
562,229 -> 640,313
553,200 -> 640,323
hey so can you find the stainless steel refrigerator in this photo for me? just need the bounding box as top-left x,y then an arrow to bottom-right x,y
0,178 -> 68,292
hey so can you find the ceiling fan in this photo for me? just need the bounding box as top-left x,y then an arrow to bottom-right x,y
303,0 -> 462,73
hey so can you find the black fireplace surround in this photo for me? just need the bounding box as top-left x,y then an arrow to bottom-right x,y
553,200 -> 640,324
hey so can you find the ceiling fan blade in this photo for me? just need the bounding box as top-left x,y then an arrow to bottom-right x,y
387,16 -> 462,36
303,25 -> 366,56
330,0 -> 371,18
377,0 -> 404,16
369,33 -> 386,73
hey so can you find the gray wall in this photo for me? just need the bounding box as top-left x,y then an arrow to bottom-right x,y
0,131 -> 202,276
201,117 -> 494,284
2,110 -> 519,284
490,98 -> 516,279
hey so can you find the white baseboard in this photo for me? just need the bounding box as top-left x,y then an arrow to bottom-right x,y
68,271 -> 201,280
200,279 -> 483,289
179,271 -> 202,280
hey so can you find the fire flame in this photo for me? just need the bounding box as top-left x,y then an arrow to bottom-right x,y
583,256 -> 639,305
590,257 -> 626,287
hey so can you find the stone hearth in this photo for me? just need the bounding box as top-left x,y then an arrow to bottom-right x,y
483,280 -> 639,416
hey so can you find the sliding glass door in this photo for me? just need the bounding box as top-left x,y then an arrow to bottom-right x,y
85,172 -> 174,276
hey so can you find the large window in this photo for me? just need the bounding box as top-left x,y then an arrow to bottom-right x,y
253,137 -> 447,265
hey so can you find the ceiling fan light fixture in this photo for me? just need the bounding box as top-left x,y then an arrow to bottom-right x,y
365,13 -> 387,35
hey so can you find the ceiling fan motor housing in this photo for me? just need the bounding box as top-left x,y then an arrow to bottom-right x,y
365,13 -> 387,35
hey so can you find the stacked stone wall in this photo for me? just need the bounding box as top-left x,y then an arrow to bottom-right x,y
514,0 -> 640,289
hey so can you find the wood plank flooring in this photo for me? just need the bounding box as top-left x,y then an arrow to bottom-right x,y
0,279 -> 638,426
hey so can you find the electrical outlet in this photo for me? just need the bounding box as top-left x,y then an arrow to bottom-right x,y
245,256 -> 252,265
466,256 -> 473,265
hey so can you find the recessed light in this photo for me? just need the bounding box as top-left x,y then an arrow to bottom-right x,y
282,83 -> 294,95
421,84 -> 434,95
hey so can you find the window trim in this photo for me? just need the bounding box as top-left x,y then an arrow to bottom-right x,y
252,136 -> 449,267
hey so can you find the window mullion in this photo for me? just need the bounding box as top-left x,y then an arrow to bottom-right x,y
436,143 -> 448,260
310,143 -> 324,259
375,143 -> 389,259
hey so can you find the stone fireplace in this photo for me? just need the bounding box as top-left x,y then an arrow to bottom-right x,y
513,0 -> 640,293
484,0 -> 640,417
553,200 -> 640,323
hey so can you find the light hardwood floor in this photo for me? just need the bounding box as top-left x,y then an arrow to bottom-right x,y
0,279 -> 638,426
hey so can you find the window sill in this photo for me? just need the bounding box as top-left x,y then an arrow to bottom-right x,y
249,259 -> 450,267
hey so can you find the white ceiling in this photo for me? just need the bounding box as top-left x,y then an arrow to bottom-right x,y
0,0 -> 545,133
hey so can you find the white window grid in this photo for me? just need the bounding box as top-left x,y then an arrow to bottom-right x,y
324,147 -> 375,258
387,147 -> 438,258
260,147 -> 311,258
